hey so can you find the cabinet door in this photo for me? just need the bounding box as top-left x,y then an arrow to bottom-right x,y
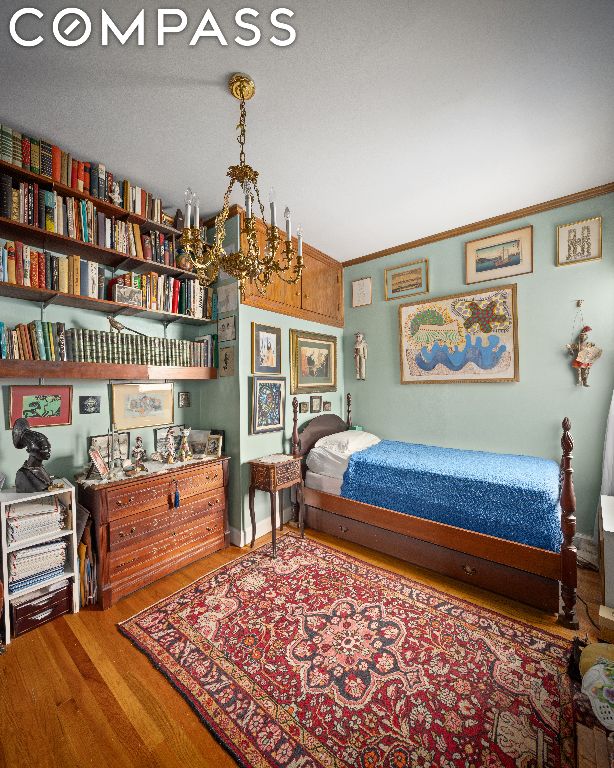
301,247 -> 343,322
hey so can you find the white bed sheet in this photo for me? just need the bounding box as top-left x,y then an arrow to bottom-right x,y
304,470 -> 343,496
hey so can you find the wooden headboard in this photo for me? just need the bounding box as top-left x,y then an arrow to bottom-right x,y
291,393 -> 352,457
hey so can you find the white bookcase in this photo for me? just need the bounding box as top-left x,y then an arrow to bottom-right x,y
0,479 -> 79,645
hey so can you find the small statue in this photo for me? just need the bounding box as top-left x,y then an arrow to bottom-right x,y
108,181 -> 122,207
131,435 -> 148,472
567,325 -> 602,387
178,427 -> 192,463
165,428 -> 176,464
12,418 -> 53,492
354,331 -> 368,380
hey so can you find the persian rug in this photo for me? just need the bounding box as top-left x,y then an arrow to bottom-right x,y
119,534 -> 574,768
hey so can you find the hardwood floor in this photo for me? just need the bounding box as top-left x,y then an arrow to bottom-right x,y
0,529 -> 601,768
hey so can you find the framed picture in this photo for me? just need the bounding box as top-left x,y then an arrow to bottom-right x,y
111,382 -> 174,430
218,315 -> 236,342
177,391 -> 191,408
252,323 -> 282,375
217,283 -> 238,314
89,432 -> 130,464
219,346 -> 235,377
290,329 -> 337,394
154,424 -> 184,454
88,447 -> 109,479
351,277 -> 372,308
299,401 -> 309,414
251,376 -> 286,434
210,429 -> 226,451
187,429 -> 210,455
205,434 -> 223,458
323,401 -> 332,412
465,226 -> 533,284
557,216 -> 602,266
310,396 -> 322,413
384,259 -> 429,301
399,283 -> 519,384
79,395 -> 101,415
10,385 -> 72,427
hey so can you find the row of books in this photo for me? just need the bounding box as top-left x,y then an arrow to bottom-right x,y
109,271 -> 216,318
1,123 -> 165,222
0,321 -> 218,367
0,175 -> 177,263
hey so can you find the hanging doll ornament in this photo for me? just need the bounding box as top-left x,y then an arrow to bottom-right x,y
566,302 -> 602,387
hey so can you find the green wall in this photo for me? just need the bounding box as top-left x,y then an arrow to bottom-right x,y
343,192 -> 614,534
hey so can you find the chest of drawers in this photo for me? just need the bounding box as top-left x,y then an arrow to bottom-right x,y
78,458 -> 229,609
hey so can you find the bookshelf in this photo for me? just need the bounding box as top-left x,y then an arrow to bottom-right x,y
0,360 -> 217,380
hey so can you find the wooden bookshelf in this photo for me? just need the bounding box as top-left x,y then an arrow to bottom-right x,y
0,282 -> 213,326
0,360 -> 217,380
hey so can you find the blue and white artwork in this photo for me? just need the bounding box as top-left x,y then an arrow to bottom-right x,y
252,376 -> 286,433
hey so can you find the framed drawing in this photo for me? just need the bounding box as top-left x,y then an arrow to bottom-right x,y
384,259 -> 429,300
89,432 -> 130,464
465,226 -> 533,284
219,346 -> 236,377
557,216 -> 602,266
399,283 -> 519,384
111,382 -> 174,430
251,376 -> 286,434
310,395 -> 322,413
252,323 -> 282,375
205,434 -> 223,458
218,315 -> 236,342
10,385 -> 72,427
216,283 -> 238,314
79,395 -> 101,415
351,277 -> 372,308
290,329 -> 337,394
177,391 -> 191,408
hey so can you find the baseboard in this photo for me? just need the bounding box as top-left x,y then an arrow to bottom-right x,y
230,506 -> 294,547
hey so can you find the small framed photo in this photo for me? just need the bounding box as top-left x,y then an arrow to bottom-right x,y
79,395 -> 101,415
557,216 -> 602,266
252,323 -> 282,375
177,391 -> 191,408
466,225 -> 533,284
205,434 -> 223,458
187,429 -> 210,455
251,376 -> 286,434
89,432 -> 130,464
310,395 -> 322,413
10,385 -> 72,427
351,277 -> 372,308
218,315 -> 236,342
111,382 -> 174,430
299,401 -> 309,414
154,424 -> 184,454
384,259 -> 429,301
323,401 -> 332,412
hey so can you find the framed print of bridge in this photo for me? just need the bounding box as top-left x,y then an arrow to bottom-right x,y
399,284 -> 519,384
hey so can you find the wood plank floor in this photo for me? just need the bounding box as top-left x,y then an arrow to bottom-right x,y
0,530 -> 601,768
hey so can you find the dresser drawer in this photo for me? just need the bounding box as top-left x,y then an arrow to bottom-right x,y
106,481 -> 169,520
11,585 -> 72,637
108,488 -> 225,550
176,462 -> 224,500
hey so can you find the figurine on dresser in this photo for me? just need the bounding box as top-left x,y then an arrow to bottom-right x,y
165,428 -> 176,464
131,435 -> 148,472
12,418 -> 53,492
178,427 -> 192,463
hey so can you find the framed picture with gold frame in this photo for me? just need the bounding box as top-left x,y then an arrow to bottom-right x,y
290,329 -> 337,394
556,216 -> 602,266
384,259 -> 429,301
465,226 -> 533,284
251,322 -> 282,375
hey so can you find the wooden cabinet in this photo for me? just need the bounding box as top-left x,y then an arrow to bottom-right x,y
240,214 -> 343,327
78,459 -> 229,609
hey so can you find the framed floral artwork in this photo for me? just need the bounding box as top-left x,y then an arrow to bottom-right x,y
557,216 -> 602,266
111,382 -> 174,430
251,376 -> 286,434
384,259 -> 429,300
290,329 -> 337,394
10,385 -> 72,427
465,226 -> 533,284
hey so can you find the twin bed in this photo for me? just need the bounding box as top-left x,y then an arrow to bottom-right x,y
291,394 -> 578,628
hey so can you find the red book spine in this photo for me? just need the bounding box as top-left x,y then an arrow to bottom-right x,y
15,241 -> 23,285
21,137 -> 31,171
30,249 -> 39,288
38,250 -> 46,288
71,160 -> 78,190
84,162 -> 91,195
51,146 -> 61,182
172,279 -> 180,313
77,161 -> 85,193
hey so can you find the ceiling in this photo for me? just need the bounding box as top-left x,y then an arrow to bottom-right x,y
1,0 -> 613,261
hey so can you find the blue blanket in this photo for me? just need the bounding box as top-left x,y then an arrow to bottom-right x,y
340,440 -> 562,552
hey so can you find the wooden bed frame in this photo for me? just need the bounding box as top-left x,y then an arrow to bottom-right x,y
291,393 -> 579,628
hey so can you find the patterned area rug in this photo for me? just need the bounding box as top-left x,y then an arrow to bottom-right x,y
119,534 -> 574,768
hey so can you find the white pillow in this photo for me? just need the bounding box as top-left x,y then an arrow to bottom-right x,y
306,431 -> 380,479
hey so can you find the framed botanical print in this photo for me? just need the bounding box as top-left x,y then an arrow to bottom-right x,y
252,323 -> 282,375
351,277 -> 372,308
111,382 -> 174,430
290,329 -> 337,394
399,283 -> 519,384
465,226 -> 533,284
384,259 -> 429,300
251,376 -> 286,434
557,217 -> 602,266
10,385 -> 72,427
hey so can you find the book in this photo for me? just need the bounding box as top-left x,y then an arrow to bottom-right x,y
40,140 -> 53,178
58,256 -> 68,294
21,136 -> 31,172
12,131 -> 22,168
6,241 -> 15,284
51,145 -> 61,182
30,139 -> 40,175
1,125 -> 12,163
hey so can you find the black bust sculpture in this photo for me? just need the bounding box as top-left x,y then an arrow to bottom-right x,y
12,417 -> 53,493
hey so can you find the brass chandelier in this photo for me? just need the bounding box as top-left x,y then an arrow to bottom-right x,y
182,73 -> 304,298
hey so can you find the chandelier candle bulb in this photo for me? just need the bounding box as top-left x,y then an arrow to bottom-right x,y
297,225 -> 303,258
184,187 -> 193,228
269,187 -> 276,228
194,195 -> 200,228
245,190 -> 252,219
285,207 -> 291,240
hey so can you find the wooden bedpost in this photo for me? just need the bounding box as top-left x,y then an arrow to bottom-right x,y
558,417 -> 579,629
346,393 -> 352,429
291,397 -> 300,456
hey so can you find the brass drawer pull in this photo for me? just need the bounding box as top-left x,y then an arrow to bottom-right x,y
339,525 -> 349,533
462,564 -> 477,576
116,496 -> 135,506
130,526 -> 136,534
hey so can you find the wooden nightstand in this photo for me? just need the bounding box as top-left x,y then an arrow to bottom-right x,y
248,455 -> 304,557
